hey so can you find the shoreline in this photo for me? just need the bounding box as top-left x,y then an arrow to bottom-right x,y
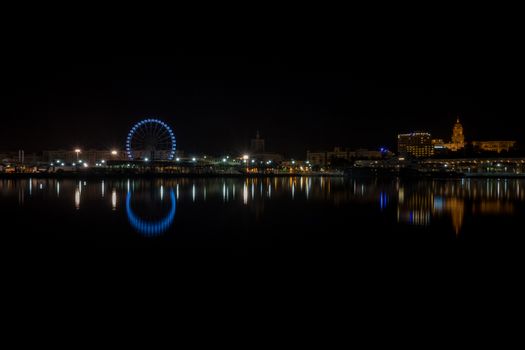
1,172 -> 524,180
0,172 -> 344,179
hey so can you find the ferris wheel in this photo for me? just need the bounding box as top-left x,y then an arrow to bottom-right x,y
126,119 -> 176,161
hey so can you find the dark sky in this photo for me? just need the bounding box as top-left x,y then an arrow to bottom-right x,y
2,34 -> 524,158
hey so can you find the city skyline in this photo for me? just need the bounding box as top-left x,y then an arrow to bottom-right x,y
3,52 -> 524,157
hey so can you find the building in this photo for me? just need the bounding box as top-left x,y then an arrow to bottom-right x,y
432,139 -> 446,152
307,147 -> 383,166
250,131 -> 265,153
397,132 -> 433,158
471,141 -> 517,153
246,131 -> 283,163
43,149 -> 185,164
43,150 -> 126,165
439,115 -> 516,154
0,151 -> 42,165
443,116 -> 466,151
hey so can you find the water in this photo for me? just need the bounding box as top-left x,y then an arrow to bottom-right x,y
2,177 -> 525,271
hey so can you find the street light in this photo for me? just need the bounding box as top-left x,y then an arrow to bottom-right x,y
75,149 -> 81,161
111,150 -> 118,156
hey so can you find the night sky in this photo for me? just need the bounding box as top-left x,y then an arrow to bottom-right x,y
3,41 -> 523,158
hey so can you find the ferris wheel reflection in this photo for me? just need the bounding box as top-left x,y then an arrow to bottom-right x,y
126,189 -> 176,237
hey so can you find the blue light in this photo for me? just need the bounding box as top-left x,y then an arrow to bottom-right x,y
379,192 -> 388,210
125,189 -> 176,237
433,196 -> 444,210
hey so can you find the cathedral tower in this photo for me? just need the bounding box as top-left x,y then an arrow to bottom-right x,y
446,115 -> 465,151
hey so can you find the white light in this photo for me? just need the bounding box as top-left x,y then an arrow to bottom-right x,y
72,163 -> 76,166
192,158 -> 196,162
50,163 -> 54,166
145,158 -> 149,162
101,160 -> 105,163
223,158 -> 227,162
61,163 -> 65,166
83,163 -> 89,168
75,149 -> 81,153
292,160 -> 295,164
243,155 -> 249,160
176,158 -> 180,162
251,159 -> 255,163
111,150 -> 118,155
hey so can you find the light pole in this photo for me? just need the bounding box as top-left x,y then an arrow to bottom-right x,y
75,149 -> 81,162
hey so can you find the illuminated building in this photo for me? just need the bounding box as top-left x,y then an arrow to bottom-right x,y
44,149 -> 184,165
444,116 -> 465,151
432,138 -> 447,154
44,150 -> 126,164
306,147 -> 383,166
471,140 -> 517,153
397,132 -> 433,158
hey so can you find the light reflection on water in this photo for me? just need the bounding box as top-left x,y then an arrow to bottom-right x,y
1,177 -> 524,237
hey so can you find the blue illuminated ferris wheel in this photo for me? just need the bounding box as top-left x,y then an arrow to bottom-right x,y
126,119 -> 176,161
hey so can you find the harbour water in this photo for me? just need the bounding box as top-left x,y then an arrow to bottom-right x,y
2,176 -> 525,271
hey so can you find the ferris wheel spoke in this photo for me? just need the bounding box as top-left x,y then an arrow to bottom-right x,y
135,126 -> 148,139
150,122 -> 159,135
153,122 -> 163,136
156,125 -> 170,138
158,134 -> 172,143
152,122 -> 162,136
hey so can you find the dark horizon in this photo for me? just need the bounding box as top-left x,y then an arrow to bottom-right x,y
3,51 -> 524,158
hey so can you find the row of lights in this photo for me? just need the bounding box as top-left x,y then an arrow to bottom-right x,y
74,149 -> 119,155
68,149 -> 313,166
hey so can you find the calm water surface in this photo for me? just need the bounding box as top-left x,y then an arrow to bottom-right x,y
2,177 -> 525,267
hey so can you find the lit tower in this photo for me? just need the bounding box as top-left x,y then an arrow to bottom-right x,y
448,115 -> 465,151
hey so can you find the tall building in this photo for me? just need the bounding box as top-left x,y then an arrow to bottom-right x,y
397,132 -> 433,158
250,131 -> 265,153
444,116 -> 465,151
